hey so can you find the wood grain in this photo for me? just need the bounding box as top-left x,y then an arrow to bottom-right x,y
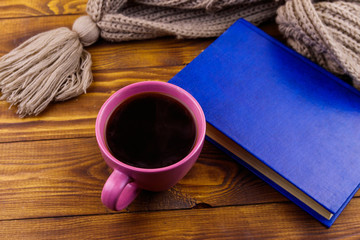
0,0 -> 86,19
0,15 -> 213,142
2,200 -> 360,240
0,15 -> 278,143
0,137 -> 286,220
1,1 -> 358,238
1,135 -> 359,223
0,15 -> 79,53
0,66 -> 181,142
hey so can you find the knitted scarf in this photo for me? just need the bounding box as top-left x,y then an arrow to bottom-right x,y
0,0 -> 359,117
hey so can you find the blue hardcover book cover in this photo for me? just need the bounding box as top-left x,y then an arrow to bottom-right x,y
169,19 -> 360,227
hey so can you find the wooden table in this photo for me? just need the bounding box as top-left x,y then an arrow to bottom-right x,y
1,1 -> 360,239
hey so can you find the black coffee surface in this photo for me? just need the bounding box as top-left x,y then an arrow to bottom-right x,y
106,92 -> 196,169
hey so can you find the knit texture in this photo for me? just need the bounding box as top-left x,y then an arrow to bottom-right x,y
87,0 -> 284,41
277,0 -> 360,88
0,0 -> 360,117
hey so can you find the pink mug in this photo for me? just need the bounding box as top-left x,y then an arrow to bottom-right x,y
95,81 -> 206,210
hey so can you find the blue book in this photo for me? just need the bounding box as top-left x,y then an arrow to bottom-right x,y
169,19 -> 360,227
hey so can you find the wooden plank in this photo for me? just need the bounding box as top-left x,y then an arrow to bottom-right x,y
1,200 -> 360,239
0,15 -> 79,53
1,136 -> 359,221
90,38 -> 213,72
0,0 -> 86,19
0,66 -> 181,142
0,20 -> 279,143
0,16 -> 213,142
0,137 -> 288,220
89,21 -> 280,72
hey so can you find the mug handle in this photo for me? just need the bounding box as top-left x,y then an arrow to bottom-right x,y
101,170 -> 140,210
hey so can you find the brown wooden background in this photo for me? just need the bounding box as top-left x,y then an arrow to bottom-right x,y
0,1 -> 360,239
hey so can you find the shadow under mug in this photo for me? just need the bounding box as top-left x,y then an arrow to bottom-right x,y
95,81 -> 206,210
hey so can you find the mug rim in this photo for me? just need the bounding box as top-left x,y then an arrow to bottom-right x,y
95,81 -> 206,173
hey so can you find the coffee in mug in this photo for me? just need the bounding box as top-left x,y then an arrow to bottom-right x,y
106,92 -> 197,169
96,81 -> 206,210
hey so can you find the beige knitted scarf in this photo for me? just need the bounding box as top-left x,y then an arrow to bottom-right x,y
0,0 -> 359,117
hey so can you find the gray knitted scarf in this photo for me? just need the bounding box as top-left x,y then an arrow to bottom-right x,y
0,0 -> 359,117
